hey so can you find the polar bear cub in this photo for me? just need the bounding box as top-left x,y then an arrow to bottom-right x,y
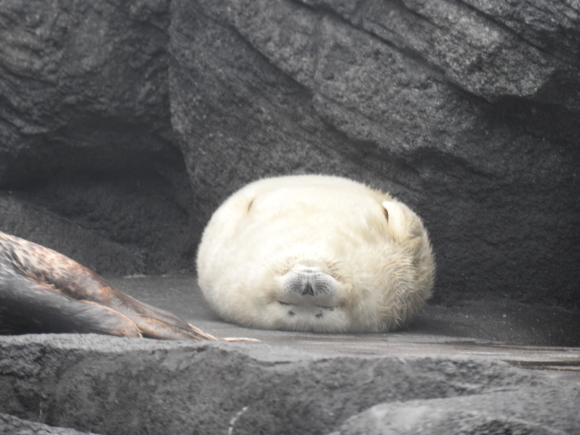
197,175 -> 435,333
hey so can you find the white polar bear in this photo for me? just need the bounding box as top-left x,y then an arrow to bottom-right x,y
197,175 -> 435,333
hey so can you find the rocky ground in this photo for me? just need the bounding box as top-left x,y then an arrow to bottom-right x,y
1,276 -> 579,434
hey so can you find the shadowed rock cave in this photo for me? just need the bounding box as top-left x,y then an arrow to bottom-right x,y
1,139 -> 200,276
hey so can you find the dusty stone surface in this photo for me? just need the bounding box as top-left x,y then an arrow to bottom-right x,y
1,333 -> 579,435
111,275 -> 580,349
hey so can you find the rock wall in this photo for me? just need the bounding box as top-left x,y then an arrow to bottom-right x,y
1,0 -> 579,307
0,0 -> 197,274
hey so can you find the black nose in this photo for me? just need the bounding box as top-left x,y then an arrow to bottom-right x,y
284,270 -> 337,297
301,281 -> 315,296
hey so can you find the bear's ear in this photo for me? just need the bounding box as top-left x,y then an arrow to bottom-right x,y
382,201 -> 406,240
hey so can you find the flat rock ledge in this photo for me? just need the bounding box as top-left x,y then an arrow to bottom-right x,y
1,334 -> 579,435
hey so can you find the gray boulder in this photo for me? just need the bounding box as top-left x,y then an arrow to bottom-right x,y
169,0 -> 580,306
0,413 -> 95,435
1,333 -> 575,435
331,387 -> 580,435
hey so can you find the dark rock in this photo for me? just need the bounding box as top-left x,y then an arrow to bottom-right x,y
169,0 -> 580,307
0,0 -> 173,184
331,387 -> 580,435
0,413 -> 96,435
0,152 -> 198,275
1,333 -> 574,435
304,0 -> 580,109
0,0 -> 199,274
0,193 -> 146,275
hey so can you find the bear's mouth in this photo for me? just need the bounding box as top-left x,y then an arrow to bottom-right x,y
277,267 -> 341,319
277,300 -> 337,319
277,301 -> 335,311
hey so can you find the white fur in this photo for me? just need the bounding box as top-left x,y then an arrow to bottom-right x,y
197,175 -> 435,332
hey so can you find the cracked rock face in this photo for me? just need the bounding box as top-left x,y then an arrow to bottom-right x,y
1,334 -> 577,435
169,0 -> 580,307
0,0 -> 200,275
330,386 -> 580,435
